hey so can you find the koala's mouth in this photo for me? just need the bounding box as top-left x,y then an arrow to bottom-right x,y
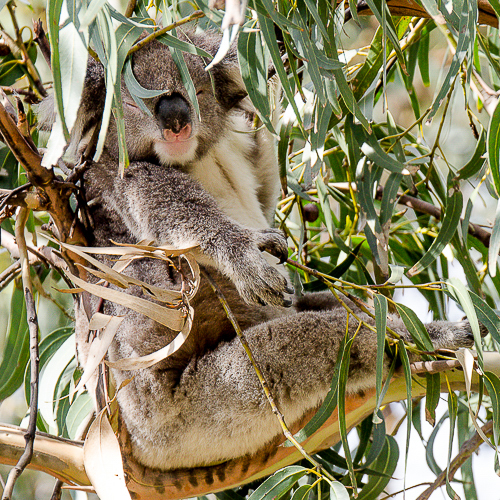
155,128 -> 197,163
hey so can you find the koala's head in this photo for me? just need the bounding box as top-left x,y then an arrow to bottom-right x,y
78,30 -> 248,166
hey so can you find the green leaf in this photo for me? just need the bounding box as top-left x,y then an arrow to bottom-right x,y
428,0 -> 473,122
457,406 -> 478,500
157,33 -> 212,58
373,295 -> 387,423
215,491 -> 245,500
446,391 -> 459,499
455,126 -> 486,181
0,286 -> 29,401
338,335 -> 357,490
425,373 -> 441,426
290,484 -> 313,500
237,30 -> 274,133
407,188 -> 463,277
169,41 -> 200,119
395,303 -> 434,351
25,326 -> 74,405
425,412 -> 448,475
357,436 -> 399,500
359,132 -> 406,173
484,372 -> 500,448
364,417 -> 386,467
327,481 -> 350,500
418,30 -> 431,86
257,12 -> 303,130
379,172 -> 403,225
66,392 -> 94,439
468,291 -> 500,345
489,199 -> 500,278
247,466 -> 309,500
316,174 -> 335,240
289,37 -> 324,106
363,0 -> 407,72
46,0 -> 69,140
79,0 -> 107,29
399,340 -> 412,487
123,59 -> 165,99
123,58 -> 164,117
446,278 -> 484,369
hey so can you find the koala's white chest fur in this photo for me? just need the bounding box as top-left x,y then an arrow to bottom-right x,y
189,114 -> 272,230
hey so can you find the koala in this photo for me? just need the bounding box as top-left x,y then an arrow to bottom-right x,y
48,29 -> 479,472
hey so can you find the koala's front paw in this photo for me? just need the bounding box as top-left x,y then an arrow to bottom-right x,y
226,228 -> 293,308
426,319 -> 489,350
255,228 -> 289,264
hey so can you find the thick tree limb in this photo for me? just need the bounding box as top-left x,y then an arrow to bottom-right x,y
0,356 -> 498,498
0,102 -> 86,248
343,0 -> 498,28
0,425 -> 88,486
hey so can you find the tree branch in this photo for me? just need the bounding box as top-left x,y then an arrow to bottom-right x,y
1,209 -> 40,500
0,354 -> 498,498
0,102 -> 86,246
328,182 -> 491,248
344,0 -> 498,28
0,425 -> 88,486
416,420 -> 494,500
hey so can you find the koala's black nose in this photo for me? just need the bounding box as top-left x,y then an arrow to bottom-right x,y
156,94 -> 191,134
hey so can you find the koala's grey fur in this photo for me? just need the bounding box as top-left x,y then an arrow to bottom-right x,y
49,30 -> 478,471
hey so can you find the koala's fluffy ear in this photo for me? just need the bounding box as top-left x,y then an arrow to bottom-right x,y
78,57 -> 106,126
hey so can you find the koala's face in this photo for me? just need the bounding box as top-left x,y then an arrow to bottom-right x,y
118,36 -> 246,166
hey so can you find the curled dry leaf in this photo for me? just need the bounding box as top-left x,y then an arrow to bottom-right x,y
73,313 -> 125,395
55,238 -> 201,302
66,270 -> 185,331
83,411 -> 131,500
106,304 -> 194,370
455,348 -> 494,448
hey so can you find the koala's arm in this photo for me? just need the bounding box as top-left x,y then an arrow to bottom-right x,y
90,160 -> 292,306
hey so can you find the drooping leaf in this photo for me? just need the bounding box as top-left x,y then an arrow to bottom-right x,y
84,412 -> 132,500
247,466 -> 309,500
373,294 -> 387,423
407,188 -> 463,277
0,286 -> 29,402
357,436 -> 399,500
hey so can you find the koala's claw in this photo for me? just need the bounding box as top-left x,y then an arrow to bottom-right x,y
221,227 -> 293,308
256,228 -> 289,264
231,259 -> 293,308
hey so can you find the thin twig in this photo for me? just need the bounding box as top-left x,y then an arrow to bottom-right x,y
410,359 -> 462,375
0,261 -> 21,290
5,3 -> 47,98
201,268 -> 335,482
328,182 -> 491,248
50,479 -> 63,500
33,19 -> 51,69
124,0 -> 137,17
2,208 -> 40,500
128,11 -> 206,55
416,420 -> 494,500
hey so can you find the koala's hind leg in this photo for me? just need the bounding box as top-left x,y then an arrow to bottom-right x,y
135,308 -> 477,470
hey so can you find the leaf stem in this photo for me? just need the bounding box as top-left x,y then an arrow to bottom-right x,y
128,11 -> 206,55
